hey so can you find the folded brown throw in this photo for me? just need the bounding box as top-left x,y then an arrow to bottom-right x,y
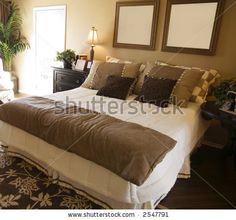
0,97 -> 177,186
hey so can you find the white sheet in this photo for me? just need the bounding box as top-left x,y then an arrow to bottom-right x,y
0,87 -> 209,208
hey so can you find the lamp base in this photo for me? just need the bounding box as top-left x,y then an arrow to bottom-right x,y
90,46 -> 95,62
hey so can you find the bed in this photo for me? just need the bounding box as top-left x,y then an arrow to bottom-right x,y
0,87 -> 209,209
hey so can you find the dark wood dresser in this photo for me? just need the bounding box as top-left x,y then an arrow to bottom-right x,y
53,67 -> 88,93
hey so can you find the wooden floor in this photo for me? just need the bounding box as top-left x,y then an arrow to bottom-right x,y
161,146 -> 236,209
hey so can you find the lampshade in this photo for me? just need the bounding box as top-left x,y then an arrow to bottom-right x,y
87,27 -> 98,46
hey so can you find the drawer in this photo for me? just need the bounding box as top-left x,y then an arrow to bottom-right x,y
55,82 -> 79,92
56,72 -> 85,86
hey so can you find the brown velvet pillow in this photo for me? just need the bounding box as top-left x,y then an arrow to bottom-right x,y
136,77 -> 177,108
97,75 -> 135,100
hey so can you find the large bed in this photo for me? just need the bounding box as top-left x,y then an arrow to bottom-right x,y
0,87 -> 209,209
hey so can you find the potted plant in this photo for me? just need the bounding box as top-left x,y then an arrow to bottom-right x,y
208,79 -> 236,106
56,49 -> 76,69
0,2 -> 30,71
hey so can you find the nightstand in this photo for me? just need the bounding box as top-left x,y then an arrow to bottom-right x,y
201,102 -> 236,169
53,67 -> 88,93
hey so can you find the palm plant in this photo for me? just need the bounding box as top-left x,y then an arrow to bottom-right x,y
0,1 -> 30,71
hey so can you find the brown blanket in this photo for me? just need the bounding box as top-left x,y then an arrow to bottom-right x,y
0,97 -> 177,186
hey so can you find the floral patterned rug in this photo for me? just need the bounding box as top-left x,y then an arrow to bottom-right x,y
0,151 -> 103,209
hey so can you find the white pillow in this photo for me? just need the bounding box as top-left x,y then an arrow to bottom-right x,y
106,56 -> 146,72
106,56 -> 132,64
81,60 -> 103,89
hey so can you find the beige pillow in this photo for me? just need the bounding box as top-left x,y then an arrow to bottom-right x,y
91,63 -> 141,90
190,69 -> 221,104
134,61 -> 208,107
148,65 -> 185,80
134,61 -> 156,95
134,62 -> 186,94
171,69 -> 204,107
81,61 -> 103,89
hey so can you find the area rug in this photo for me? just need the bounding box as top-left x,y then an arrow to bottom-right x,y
0,151 -> 104,209
0,150 -> 165,209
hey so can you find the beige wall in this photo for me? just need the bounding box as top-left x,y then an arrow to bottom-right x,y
13,0 -> 236,93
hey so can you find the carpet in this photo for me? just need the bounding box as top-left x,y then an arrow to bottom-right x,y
0,151 -> 103,209
0,149 -> 166,209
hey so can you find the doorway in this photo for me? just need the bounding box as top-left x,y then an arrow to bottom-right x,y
33,5 -> 66,95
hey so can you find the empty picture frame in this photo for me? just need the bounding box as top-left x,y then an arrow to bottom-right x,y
162,0 -> 224,55
113,0 -> 159,50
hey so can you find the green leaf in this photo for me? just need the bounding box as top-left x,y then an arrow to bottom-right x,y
0,1 -> 29,71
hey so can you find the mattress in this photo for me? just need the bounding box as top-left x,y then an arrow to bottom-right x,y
0,87 -> 209,208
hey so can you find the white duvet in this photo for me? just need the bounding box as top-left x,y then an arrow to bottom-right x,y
0,87 -> 209,209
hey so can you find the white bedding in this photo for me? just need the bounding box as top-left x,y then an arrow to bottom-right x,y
0,87 -> 209,209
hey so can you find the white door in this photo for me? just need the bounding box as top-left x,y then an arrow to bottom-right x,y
33,6 -> 66,95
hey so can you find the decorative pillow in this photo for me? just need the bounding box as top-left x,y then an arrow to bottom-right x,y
148,65 -> 185,80
106,55 -> 146,73
134,62 -> 187,95
81,61 -> 103,89
190,69 -> 221,104
135,77 -> 177,108
106,56 -> 132,64
137,60 -> 219,106
133,61 -> 156,95
171,69 -> 204,107
97,75 -> 135,100
91,63 -> 141,90
156,61 -> 221,104
156,60 -> 191,70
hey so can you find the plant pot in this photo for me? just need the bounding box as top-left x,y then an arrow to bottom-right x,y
2,59 -> 12,72
63,59 -> 72,69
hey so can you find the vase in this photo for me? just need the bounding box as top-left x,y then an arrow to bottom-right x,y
63,59 -> 72,69
3,59 -> 12,72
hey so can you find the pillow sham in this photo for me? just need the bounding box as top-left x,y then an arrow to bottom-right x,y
135,77 -> 177,108
148,65 -> 185,80
133,61 -> 157,95
91,63 -> 141,90
155,60 -> 221,104
106,55 -> 146,73
134,62 -> 186,95
81,61 -> 103,89
190,69 -> 220,104
106,56 -> 132,64
171,69 -> 204,107
97,75 -> 135,100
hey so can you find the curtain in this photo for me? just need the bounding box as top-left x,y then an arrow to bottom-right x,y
0,0 -> 11,24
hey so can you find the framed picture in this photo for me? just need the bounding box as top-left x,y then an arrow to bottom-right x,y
86,60 -> 93,70
162,0 -> 224,55
75,60 -> 86,71
113,0 -> 160,50
79,54 -> 88,61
